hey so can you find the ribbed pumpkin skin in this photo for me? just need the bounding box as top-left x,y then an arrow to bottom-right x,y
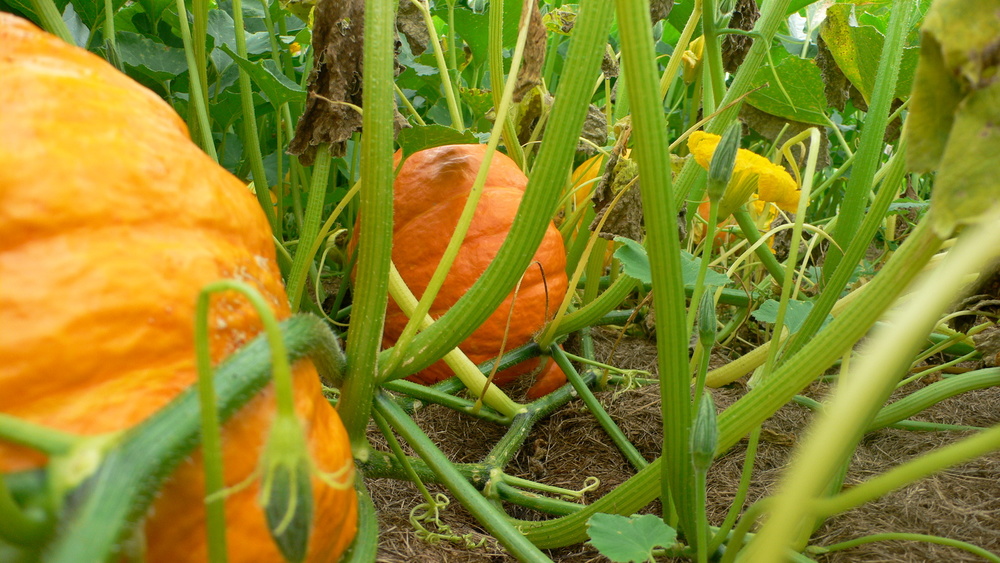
385,145 -> 568,397
0,14 -> 355,562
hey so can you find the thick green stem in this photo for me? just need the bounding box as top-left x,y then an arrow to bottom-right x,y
823,0 -> 912,281
341,476 -> 380,562
615,0 -> 695,540
700,0 -> 726,111
555,275 -> 641,336
29,0 -> 75,45
785,138 -> 910,359
512,215 -> 944,549
338,0 -> 397,457
748,218 -> 1000,559
488,0 -> 526,167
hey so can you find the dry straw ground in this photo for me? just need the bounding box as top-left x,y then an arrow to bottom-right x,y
368,328 -> 1000,562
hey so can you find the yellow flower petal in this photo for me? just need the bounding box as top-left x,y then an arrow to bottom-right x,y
687,130 -> 800,214
756,164 -> 800,212
688,130 -> 718,169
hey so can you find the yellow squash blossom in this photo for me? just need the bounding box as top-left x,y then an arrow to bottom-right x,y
688,130 -> 801,219
688,130 -> 801,247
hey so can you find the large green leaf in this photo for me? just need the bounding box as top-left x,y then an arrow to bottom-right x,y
746,47 -> 827,126
905,0 -> 1000,236
820,4 -> 919,104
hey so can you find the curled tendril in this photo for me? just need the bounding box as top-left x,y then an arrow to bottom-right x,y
612,369 -> 653,399
408,493 -> 487,549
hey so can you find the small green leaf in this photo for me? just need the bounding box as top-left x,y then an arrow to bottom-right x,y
752,299 -> 831,334
613,239 -> 730,288
396,125 -> 479,159
613,237 -> 651,284
680,251 -> 730,288
586,513 -> 677,563
439,1 -> 524,68
219,45 -> 304,108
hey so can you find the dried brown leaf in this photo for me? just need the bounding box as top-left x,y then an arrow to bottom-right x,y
512,0 -> 547,103
396,0 -> 428,56
289,0 -> 365,164
721,0 -> 759,74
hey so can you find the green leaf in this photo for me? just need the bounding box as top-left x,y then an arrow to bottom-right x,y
438,1 -> 523,70
396,125 -> 479,159
116,31 -> 188,83
680,251 -> 730,288
746,47 -> 827,126
459,87 -> 495,131
219,44 -> 304,108
614,239 -> 730,288
586,513 -> 677,563
137,0 -> 172,26
928,81 -> 1000,236
752,299 -> 831,334
613,237 -> 651,284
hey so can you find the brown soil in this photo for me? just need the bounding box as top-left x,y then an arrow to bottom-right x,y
367,328 -> 1000,562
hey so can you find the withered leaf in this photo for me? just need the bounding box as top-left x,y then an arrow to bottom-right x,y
815,34 -> 851,112
513,88 -> 606,152
288,0 -> 365,164
591,131 -> 644,242
602,46 -> 620,79
396,0 -> 428,56
649,0 -> 673,24
512,0 -> 547,103
721,0 -> 758,74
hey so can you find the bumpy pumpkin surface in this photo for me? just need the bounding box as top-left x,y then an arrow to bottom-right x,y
0,14 -> 356,562
382,144 -> 569,398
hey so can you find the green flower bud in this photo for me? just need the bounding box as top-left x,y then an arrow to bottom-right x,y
697,290 -> 717,351
259,416 -> 314,563
690,392 -> 719,473
706,123 -> 741,203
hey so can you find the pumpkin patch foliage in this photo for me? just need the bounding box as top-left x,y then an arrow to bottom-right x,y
2,0 -> 1000,562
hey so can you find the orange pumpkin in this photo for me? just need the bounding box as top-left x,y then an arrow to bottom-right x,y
375,144 -> 569,398
0,14 -> 356,562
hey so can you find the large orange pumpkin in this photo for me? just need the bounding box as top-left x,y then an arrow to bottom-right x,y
0,14 -> 356,562
377,144 -> 569,398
